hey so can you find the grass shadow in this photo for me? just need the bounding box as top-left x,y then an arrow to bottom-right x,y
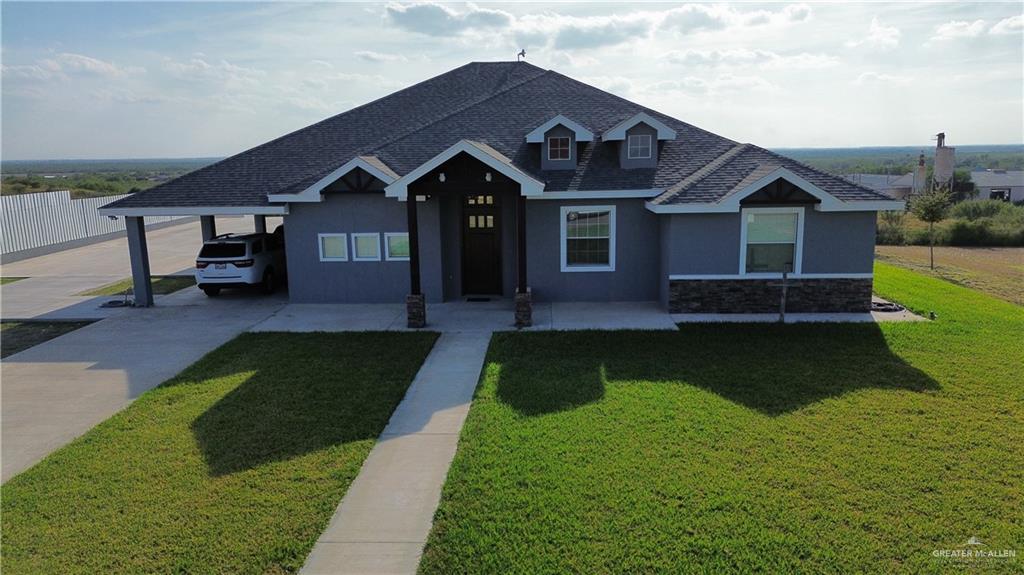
492,324 -> 939,417
188,332 -> 435,476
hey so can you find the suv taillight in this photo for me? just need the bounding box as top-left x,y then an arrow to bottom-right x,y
233,259 -> 255,268
196,261 -> 209,269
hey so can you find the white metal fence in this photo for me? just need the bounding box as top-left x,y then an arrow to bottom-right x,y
0,190 -> 185,255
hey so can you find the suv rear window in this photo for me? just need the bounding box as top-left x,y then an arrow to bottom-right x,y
199,242 -> 246,258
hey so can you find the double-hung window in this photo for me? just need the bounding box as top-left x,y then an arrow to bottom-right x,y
627,134 -> 652,159
740,207 -> 803,274
560,205 -> 616,272
548,136 -> 571,160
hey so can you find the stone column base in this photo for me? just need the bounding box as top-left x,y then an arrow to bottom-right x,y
406,294 -> 426,328
514,288 -> 532,328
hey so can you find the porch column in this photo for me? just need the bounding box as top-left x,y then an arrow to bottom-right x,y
200,215 -> 217,240
125,216 -> 154,307
253,215 -> 267,234
514,193 -> 532,327
406,195 -> 426,328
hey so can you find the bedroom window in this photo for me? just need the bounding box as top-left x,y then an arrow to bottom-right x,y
548,136 -> 571,160
318,233 -> 348,262
351,233 -> 381,261
560,205 -> 616,272
740,207 -> 804,274
385,232 -> 410,261
627,134 -> 652,159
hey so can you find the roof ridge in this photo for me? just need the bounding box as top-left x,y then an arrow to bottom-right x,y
655,143 -> 749,204
361,66 -> 551,159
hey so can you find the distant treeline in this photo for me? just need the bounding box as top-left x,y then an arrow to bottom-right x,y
775,145 -> 1024,175
1,158 -> 222,199
1,157 -> 220,175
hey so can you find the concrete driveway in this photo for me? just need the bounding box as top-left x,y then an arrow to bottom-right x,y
0,216 -> 279,320
1,288 -> 286,482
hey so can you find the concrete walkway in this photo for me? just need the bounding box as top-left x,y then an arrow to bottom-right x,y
300,331 -> 491,575
0,290 -> 285,483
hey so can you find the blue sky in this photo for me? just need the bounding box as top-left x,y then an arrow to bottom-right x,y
2,2 -> 1022,160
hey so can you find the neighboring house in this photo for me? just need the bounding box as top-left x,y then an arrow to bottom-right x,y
842,173 -> 915,200
100,62 -> 902,326
970,170 -> 1024,203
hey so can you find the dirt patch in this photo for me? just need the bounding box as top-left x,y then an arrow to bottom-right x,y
876,246 -> 1024,305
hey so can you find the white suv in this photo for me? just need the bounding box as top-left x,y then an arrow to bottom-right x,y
195,228 -> 286,296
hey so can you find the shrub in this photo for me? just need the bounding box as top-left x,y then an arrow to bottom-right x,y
876,210 -> 906,245
949,200 -> 1014,221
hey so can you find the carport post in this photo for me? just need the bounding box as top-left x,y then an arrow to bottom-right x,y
125,216 -> 154,307
200,215 -> 217,240
254,215 -> 267,234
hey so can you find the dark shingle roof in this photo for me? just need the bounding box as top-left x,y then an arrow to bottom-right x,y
106,61 -> 891,209
651,145 -> 893,205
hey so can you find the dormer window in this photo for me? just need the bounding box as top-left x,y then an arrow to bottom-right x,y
526,114 -> 594,171
603,112 -> 677,169
548,137 -> 571,161
627,134 -> 652,159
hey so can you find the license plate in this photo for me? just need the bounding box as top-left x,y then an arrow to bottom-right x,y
215,263 -> 226,269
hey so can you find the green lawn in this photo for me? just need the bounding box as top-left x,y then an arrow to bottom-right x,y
1,276 -> 27,285
420,263 -> 1023,574
1,320 -> 94,358
1,332 -> 438,574
78,274 -> 196,296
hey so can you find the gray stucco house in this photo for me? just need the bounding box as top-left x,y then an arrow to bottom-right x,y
101,61 -> 903,327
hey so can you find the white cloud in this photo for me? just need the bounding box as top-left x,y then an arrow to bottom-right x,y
663,49 -> 838,70
385,2 -> 513,37
846,17 -> 901,50
854,71 -> 912,86
552,14 -> 651,50
162,57 -> 265,85
382,3 -> 814,51
989,14 -> 1023,35
928,19 -> 987,43
1,64 -> 56,82
579,75 -> 634,96
354,50 -> 408,62
660,4 -> 730,33
54,53 -> 142,77
782,4 -> 812,23
646,74 -> 779,96
2,52 -> 141,83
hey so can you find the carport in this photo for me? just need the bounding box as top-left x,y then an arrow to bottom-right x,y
95,205 -> 288,306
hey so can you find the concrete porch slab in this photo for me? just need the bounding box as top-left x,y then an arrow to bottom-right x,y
250,299 -> 680,333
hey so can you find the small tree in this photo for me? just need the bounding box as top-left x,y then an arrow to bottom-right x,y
910,186 -> 952,269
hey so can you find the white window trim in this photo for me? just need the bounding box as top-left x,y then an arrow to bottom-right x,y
318,233 -> 348,262
351,232 -> 381,262
627,134 -> 652,159
738,206 -> 804,276
547,136 -> 571,161
560,205 -> 617,273
384,232 -> 410,261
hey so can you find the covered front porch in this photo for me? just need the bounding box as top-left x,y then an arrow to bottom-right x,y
391,141 -> 542,328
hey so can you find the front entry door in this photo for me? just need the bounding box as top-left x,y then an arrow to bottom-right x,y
462,193 -> 502,294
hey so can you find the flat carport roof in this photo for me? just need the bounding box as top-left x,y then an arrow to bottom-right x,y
95,204 -> 289,307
